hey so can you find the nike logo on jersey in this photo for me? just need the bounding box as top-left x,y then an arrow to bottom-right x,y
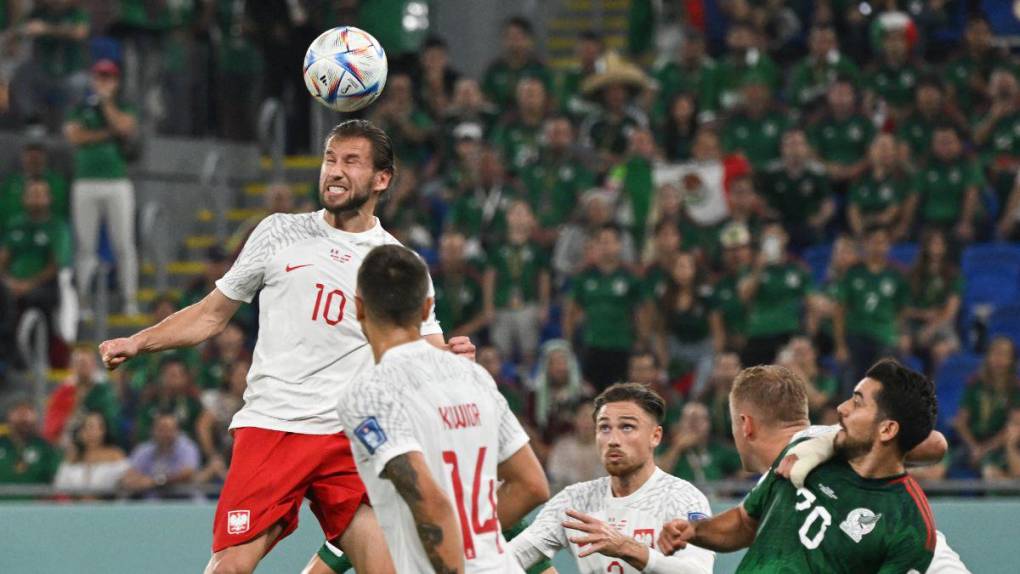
285,264 -> 313,272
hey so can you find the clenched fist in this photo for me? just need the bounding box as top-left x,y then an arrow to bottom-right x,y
98,337 -> 140,370
657,519 -> 696,555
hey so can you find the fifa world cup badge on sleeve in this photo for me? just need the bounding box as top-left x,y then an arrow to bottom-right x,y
354,416 -> 388,454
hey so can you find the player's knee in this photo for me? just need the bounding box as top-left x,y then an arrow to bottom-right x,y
208,553 -> 257,574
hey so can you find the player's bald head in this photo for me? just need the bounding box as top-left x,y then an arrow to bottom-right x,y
358,245 -> 429,327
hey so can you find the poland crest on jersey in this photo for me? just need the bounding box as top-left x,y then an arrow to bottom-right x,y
227,510 -> 251,535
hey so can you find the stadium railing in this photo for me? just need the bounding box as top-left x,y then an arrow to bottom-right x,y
15,308 -> 49,412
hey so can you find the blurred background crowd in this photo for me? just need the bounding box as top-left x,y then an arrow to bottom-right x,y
1,0 -> 1019,500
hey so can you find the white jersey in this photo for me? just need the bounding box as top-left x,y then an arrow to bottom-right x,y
510,467 -> 714,574
336,339 -> 530,573
794,426 -> 970,574
215,211 -> 442,434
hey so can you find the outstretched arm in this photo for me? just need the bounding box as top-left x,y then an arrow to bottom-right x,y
99,288 -> 240,369
384,452 -> 464,574
658,507 -> 758,554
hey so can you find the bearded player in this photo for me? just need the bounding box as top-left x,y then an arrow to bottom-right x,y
98,120 -> 475,574
659,362 -> 968,573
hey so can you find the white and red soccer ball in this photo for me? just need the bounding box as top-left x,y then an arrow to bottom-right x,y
303,26 -> 388,113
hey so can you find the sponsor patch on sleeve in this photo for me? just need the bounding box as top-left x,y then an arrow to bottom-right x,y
353,416 -> 388,454
687,512 -> 709,522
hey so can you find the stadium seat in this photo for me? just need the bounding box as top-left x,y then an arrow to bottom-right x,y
888,242 -> 918,270
961,243 -> 1020,326
962,243 -> 1020,271
932,353 -> 982,432
987,305 -> 1020,347
802,243 -> 832,286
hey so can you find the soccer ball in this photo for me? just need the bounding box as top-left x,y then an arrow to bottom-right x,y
303,26 -> 388,112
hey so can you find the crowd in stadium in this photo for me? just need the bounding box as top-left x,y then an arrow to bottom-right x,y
0,0 -> 1019,500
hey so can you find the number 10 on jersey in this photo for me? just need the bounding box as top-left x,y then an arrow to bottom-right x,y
442,448 -> 502,559
311,283 -> 347,325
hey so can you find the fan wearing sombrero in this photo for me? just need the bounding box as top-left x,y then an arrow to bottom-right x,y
577,51 -> 651,171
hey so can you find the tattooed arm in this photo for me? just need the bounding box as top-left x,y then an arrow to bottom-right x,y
384,451 -> 465,574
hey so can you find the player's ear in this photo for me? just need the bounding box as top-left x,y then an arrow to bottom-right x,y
877,418 -> 899,447
651,424 -> 663,449
740,413 -> 755,440
355,295 -> 366,322
421,297 -> 433,321
373,168 -> 393,193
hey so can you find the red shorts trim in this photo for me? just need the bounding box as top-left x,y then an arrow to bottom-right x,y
212,428 -> 368,553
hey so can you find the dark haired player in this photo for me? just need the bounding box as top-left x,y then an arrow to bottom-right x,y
336,244 -> 548,573
98,120 -> 476,574
660,360 -> 945,573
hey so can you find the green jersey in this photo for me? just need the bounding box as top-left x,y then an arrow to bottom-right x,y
722,111 -> 789,169
909,271 -> 962,311
482,58 -> 553,110
490,118 -> 543,172
67,100 -> 136,180
943,55 -> 1018,111
29,6 -> 89,76
709,272 -> 747,336
914,159 -> 984,227
848,173 -> 910,216
896,112 -> 938,159
739,441 -> 936,574
979,111 -> 1020,164
662,290 -> 714,344
788,54 -> 861,109
433,266 -> 485,334
745,262 -> 812,338
836,264 -> 908,345
446,186 -> 517,244
135,394 -> 204,442
0,435 -> 61,484
757,161 -> 831,226
866,63 -> 922,108
1,214 -> 73,279
808,114 -> 875,166
960,380 -> 1020,441
570,267 -> 643,350
488,241 -> 548,308
716,53 -> 780,112
581,110 -> 646,156
519,154 -> 593,229
653,58 -> 722,118
669,441 -> 742,483
0,170 -> 71,229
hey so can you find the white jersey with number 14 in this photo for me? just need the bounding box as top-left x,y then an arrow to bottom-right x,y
337,339 -> 530,573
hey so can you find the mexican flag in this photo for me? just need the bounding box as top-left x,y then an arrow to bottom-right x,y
653,154 -> 751,226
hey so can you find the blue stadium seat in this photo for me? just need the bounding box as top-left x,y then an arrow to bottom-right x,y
961,243 -> 1020,325
889,242 -> 918,270
962,243 -> 1020,271
802,243 -> 832,286
987,305 -> 1020,347
932,353 -> 982,432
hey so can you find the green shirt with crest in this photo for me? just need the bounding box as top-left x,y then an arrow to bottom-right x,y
835,263 -> 908,345
570,267 -> 643,350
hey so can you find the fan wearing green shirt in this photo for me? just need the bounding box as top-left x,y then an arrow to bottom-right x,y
657,401 -> 743,483
445,145 -> 518,250
721,76 -> 789,170
483,202 -> 550,369
653,28 -> 721,123
432,231 -> 489,340
366,72 -> 435,169
952,337 -> 1020,474
134,357 -> 206,443
972,69 -> 1020,208
787,23 -> 860,113
563,225 -> 646,391
0,137 -> 70,233
833,226 -> 910,391
64,59 -> 140,316
709,223 -> 753,353
0,399 -> 61,488
896,77 -> 967,164
808,78 -> 875,184
490,76 -> 549,173
555,30 -> 604,120
864,27 -> 924,123
847,133 -> 914,241
518,117 -> 594,246
944,16 -> 1002,113
757,128 -> 835,250
0,179 -> 72,319
14,0 -> 89,127
715,22 -> 779,114
909,125 -> 982,242
739,223 -> 813,368
481,16 -> 552,111
903,230 -> 962,369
